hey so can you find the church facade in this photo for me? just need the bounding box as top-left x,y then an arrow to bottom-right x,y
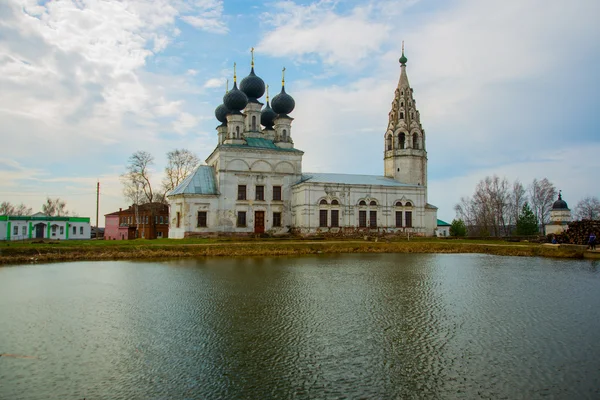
167,50 -> 437,238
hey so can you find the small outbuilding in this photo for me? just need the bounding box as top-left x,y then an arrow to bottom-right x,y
0,213 -> 91,241
436,219 -> 451,237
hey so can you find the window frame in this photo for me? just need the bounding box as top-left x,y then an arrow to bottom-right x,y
331,209 -> 339,227
405,211 -> 413,228
237,211 -> 247,227
396,211 -> 403,227
359,210 -> 367,227
197,211 -> 207,228
273,212 -> 282,227
272,186 -> 282,201
255,185 -> 265,201
369,211 -> 377,228
237,185 -> 247,201
319,209 -> 328,227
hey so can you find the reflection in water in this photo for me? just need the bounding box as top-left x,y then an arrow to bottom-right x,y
0,254 -> 599,399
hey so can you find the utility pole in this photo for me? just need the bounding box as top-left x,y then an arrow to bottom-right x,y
96,181 -> 100,231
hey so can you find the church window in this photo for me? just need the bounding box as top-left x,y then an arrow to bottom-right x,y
331,199 -> 339,205
237,211 -> 247,227
237,185 -> 247,200
283,129 -> 288,141
319,210 -> 328,227
387,135 -> 392,150
359,210 -> 367,227
359,200 -> 367,206
399,133 -> 405,149
396,211 -> 403,227
256,185 -> 265,201
405,202 -> 412,207
176,212 -> 181,228
369,200 -> 377,206
400,112 -> 404,120
273,212 -> 282,227
252,116 -> 257,131
273,186 -> 282,201
405,211 -> 412,228
395,201 -> 402,207
369,211 -> 377,228
235,126 -> 240,138
401,90 -> 404,95
413,133 -> 419,149
331,210 -> 339,227
197,211 -> 207,227
319,199 -> 328,205
411,112 -> 414,119
401,102 -> 404,107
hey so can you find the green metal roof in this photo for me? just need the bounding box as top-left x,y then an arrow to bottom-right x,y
0,215 -> 90,222
220,138 -> 303,153
437,219 -> 451,226
169,165 -> 218,196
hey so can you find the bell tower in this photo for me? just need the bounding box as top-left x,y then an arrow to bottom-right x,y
383,43 -> 427,187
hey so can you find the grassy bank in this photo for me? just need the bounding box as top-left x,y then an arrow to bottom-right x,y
0,237 -> 586,265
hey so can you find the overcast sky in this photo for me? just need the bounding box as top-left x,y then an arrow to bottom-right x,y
1,0 -> 599,224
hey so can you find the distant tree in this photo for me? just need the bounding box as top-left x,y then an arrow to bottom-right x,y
14,203 -> 33,216
121,151 -> 163,205
528,178 -> 556,232
574,196 -> 600,220
42,198 -> 69,216
162,149 -> 200,194
450,219 -> 467,237
516,203 -> 539,235
0,201 -> 15,215
507,180 -> 527,230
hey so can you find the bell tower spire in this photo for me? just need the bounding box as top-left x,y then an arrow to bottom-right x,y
384,45 -> 428,189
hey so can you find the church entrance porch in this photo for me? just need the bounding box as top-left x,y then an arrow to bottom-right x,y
254,211 -> 265,234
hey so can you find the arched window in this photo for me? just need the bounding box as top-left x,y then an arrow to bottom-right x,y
359,200 -> 367,206
235,126 -> 240,138
252,115 -> 257,131
319,199 -> 328,205
282,129 -> 287,140
386,135 -> 392,150
395,201 -> 402,207
331,200 -> 339,205
405,202 -> 412,207
411,112 -> 414,119
399,133 -> 405,149
401,90 -> 404,95
369,200 -> 377,206
400,101 -> 404,107
413,133 -> 419,149
400,112 -> 404,120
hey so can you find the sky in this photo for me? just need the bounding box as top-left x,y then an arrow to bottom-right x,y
1,0 -> 599,225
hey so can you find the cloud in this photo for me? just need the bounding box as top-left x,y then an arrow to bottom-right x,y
257,1 -> 390,66
180,0 -> 228,34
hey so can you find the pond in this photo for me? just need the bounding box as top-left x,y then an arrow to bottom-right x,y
0,254 -> 599,399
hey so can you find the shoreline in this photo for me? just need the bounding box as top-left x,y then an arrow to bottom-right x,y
0,239 -> 590,265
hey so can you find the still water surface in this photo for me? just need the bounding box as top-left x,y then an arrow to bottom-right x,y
1,254 -> 599,399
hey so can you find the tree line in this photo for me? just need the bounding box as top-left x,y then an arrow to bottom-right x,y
0,198 -> 71,217
451,175 -> 600,237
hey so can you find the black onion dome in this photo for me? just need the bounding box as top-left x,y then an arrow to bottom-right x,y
552,192 -> 569,210
240,67 -> 265,102
271,85 -> 295,115
215,103 -> 229,125
223,82 -> 248,112
261,101 -> 277,129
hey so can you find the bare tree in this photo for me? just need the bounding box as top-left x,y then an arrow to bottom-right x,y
0,201 -> 15,215
528,178 -> 556,233
42,198 -> 69,216
121,151 -> 164,204
162,149 -> 200,194
454,175 -> 510,236
507,180 -> 527,229
14,203 -> 33,216
574,196 -> 600,220
121,151 -> 166,239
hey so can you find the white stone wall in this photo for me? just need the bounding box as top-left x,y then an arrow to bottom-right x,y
291,181 -> 435,236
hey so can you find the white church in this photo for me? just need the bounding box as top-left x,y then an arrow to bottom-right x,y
167,49 -> 438,238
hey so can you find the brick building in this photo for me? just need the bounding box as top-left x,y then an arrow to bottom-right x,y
104,203 -> 169,240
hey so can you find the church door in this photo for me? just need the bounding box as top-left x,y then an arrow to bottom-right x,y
35,223 -> 45,238
254,211 -> 265,234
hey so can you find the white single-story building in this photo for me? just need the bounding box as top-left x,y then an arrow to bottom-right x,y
0,213 -> 91,241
